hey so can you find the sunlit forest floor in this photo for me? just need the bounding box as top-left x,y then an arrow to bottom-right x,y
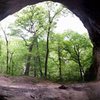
0,75 -> 100,100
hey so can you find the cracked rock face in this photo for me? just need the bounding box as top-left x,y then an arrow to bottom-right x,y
0,0 -> 100,81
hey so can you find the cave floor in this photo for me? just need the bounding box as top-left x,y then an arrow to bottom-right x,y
0,75 -> 99,100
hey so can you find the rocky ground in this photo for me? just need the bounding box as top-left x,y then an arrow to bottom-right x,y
0,75 -> 100,100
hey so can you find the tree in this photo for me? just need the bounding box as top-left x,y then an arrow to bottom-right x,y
50,33 -> 66,80
63,31 -> 92,81
6,2 -> 92,82
10,2 -> 68,78
10,5 -> 47,76
43,2 -> 66,78
0,25 -> 10,74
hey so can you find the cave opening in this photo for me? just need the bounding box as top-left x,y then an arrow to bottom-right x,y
0,1 -> 92,82
0,0 -> 100,100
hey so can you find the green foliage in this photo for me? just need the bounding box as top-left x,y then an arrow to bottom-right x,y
0,2 -> 93,82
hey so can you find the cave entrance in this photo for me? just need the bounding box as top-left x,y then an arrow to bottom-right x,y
0,1 -> 92,82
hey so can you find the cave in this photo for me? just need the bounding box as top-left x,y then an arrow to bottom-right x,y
0,0 -> 100,81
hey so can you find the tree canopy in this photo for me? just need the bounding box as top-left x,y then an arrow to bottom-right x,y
0,2 -> 92,82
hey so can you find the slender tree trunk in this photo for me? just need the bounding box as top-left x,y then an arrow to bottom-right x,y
77,53 -> 84,81
44,3 -> 64,79
58,44 -> 62,80
33,57 -> 37,77
9,52 -> 14,75
6,45 -> 9,74
38,56 -> 43,78
11,61 -> 14,76
5,34 -> 9,74
78,58 -> 84,81
74,45 -> 84,81
0,26 -> 9,74
44,30 -> 50,78
0,44 -> 1,56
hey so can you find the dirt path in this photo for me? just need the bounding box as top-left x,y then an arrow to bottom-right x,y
0,76 -> 100,100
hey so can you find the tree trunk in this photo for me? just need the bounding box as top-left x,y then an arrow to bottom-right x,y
35,38 -> 43,78
0,26 -> 9,74
24,42 -> 34,76
44,30 -> 50,78
9,52 -> 14,75
33,57 -> 37,77
78,60 -> 84,81
77,52 -> 84,81
73,45 -> 84,81
24,54 -> 32,76
58,44 -> 62,81
38,56 -> 43,78
6,46 -> 9,74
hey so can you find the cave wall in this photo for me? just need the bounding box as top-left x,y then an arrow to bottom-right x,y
0,0 -> 100,81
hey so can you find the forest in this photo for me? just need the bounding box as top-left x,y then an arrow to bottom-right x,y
0,2 -> 93,83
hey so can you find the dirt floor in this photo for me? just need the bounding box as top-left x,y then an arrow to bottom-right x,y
0,75 -> 100,100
